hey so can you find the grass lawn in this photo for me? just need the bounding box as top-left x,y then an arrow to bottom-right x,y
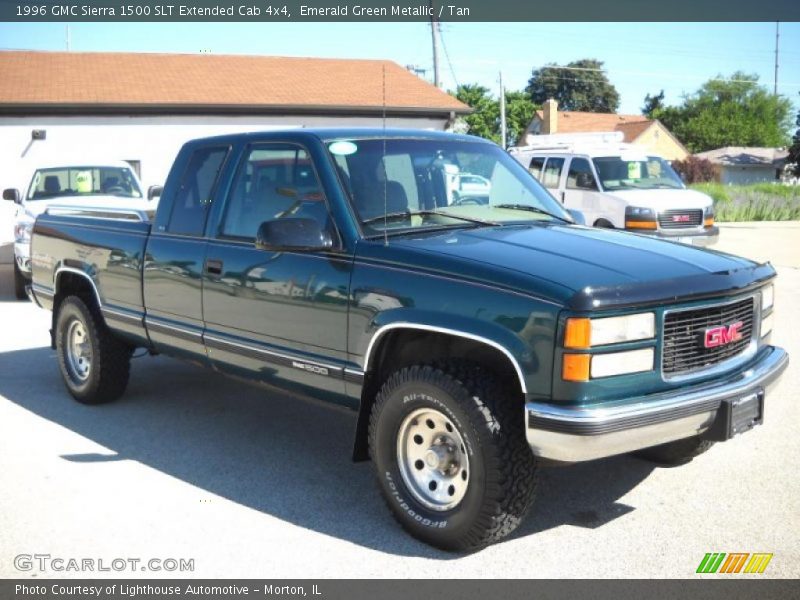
690,182 -> 800,221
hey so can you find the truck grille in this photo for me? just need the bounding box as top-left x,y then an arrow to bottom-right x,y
662,297 -> 755,376
658,209 -> 703,229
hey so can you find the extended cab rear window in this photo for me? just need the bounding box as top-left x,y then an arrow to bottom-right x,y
168,146 -> 229,236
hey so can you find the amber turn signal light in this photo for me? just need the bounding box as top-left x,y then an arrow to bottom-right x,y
562,353 -> 591,382
704,217 -> 714,227
564,317 -> 591,349
624,220 -> 657,230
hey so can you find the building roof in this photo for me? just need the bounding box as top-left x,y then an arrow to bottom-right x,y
694,146 -> 789,167
0,50 -> 469,116
533,109 -> 651,141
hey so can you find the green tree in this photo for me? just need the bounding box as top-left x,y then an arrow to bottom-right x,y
653,72 -> 793,153
504,90 -> 537,146
787,99 -> 800,177
525,59 -> 620,113
642,90 -> 665,118
453,84 -> 500,143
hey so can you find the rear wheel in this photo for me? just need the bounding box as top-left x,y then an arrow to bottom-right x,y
369,362 -> 537,551
13,262 -> 28,300
634,435 -> 715,465
55,296 -> 132,404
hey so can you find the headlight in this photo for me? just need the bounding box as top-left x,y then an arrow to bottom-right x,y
564,313 -> 656,348
761,285 -> 774,312
624,206 -> 657,230
704,205 -> 715,228
562,348 -> 655,381
14,222 -> 32,243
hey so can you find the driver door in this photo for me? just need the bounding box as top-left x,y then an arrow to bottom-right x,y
201,143 -> 352,400
562,157 -> 602,225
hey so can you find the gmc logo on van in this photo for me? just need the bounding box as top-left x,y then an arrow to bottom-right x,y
704,322 -> 744,348
672,214 -> 692,222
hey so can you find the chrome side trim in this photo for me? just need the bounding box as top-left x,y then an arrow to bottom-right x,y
526,346 -> 788,462
204,334 -> 344,378
363,322 -> 528,394
145,318 -> 203,341
54,267 -> 102,308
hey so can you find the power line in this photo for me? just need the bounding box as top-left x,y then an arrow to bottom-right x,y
439,25 -> 460,89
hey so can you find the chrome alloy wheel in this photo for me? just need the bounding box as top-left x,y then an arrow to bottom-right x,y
397,408 -> 470,511
65,319 -> 92,382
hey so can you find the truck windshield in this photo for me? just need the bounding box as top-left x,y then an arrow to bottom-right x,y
327,138 -> 570,237
27,166 -> 143,200
592,156 -> 684,191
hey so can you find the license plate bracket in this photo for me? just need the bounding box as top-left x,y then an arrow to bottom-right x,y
704,391 -> 764,442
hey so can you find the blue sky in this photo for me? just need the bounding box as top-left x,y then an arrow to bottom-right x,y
1,22 -> 798,114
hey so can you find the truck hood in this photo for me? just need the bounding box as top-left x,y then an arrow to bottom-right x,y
603,188 -> 712,210
20,195 -> 155,219
378,223 -> 773,310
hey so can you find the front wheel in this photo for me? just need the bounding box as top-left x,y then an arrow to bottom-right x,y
13,262 -> 28,300
55,296 -> 132,404
369,363 -> 537,551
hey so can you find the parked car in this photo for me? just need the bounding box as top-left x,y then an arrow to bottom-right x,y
3,160 -> 159,299
29,129 -> 787,551
509,132 -> 719,246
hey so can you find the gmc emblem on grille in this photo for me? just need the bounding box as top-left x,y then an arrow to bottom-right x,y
704,321 -> 744,348
672,214 -> 692,222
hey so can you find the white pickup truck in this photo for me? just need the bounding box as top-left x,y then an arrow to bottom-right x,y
3,160 -> 160,299
509,132 -> 718,247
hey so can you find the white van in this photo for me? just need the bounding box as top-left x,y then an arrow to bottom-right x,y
509,132 -> 718,246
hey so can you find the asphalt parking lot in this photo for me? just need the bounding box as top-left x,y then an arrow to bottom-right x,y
0,223 -> 798,579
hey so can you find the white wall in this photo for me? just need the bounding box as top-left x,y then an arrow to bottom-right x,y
0,113 -> 447,243
720,165 -> 779,185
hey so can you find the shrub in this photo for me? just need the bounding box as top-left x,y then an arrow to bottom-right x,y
672,156 -> 719,183
690,183 -> 800,221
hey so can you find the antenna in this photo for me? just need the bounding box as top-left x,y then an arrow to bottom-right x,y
382,63 -> 388,247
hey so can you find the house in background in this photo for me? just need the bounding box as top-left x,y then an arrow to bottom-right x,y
519,99 -> 689,160
693,147 -> 789,185
0,50 -> 469,193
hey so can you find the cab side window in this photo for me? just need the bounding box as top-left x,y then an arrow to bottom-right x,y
221,144 -> 332,240
542,157 -> 564,188
168,146 -> 228,236
528,157 -> 545,180
566,158 -> 598,191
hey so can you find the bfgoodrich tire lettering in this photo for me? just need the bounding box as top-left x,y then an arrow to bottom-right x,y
369,362 -> 537,551
55,296 -> 132,404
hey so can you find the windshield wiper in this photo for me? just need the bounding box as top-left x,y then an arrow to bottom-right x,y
492,204 -> 570,223
361,210 -> 500,227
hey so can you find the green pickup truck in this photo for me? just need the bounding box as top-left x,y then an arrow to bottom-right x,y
28,129 -> 788,551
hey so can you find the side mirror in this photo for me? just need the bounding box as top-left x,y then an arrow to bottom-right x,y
3,188 -> 21,204
567,209 -> 586,225
576,173 -> 596,190
147,185 -> 163,201
255,218 -> 333,252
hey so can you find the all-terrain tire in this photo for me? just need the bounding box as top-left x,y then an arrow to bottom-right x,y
55,296 -> 132,404
369,361 -> 537,551
634,435 -> 715,465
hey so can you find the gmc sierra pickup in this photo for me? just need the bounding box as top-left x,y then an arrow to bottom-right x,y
29,129 -> 788,551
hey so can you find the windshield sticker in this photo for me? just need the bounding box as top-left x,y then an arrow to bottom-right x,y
627,162 -> 642,179
75,170 -> 93,193
329,141 -> 358,156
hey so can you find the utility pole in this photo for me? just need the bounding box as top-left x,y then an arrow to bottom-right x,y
429,1 -> 441,88
499,71 -> 507,149
66,25 -> 70,51
774,21 -> 780,96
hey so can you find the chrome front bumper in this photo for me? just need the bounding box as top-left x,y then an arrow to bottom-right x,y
526,346 -> 789,462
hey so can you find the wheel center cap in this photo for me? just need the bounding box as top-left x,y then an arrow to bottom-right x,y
424,445 -> 454,470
